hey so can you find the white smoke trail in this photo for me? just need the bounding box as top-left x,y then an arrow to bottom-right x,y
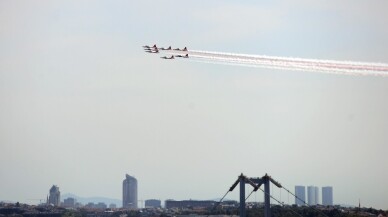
188,55 -> 379,77
161,49 -> 388,77
190,53 -> 388,77
189,51 -> 388,72
185,57 -> 328,74
190,50 -> 388,69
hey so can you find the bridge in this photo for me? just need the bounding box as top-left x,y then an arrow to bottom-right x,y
214,173 -> 328,217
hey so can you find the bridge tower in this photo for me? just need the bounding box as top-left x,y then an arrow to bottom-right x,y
228,173 -> 282,217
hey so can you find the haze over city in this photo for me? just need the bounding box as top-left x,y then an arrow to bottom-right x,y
1,0 -> 387,210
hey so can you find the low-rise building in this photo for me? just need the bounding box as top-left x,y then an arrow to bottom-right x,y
165,200 -> 215,209
63,198 -> 76,208
145,199 -> 161,208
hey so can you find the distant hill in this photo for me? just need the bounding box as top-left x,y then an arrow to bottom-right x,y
62,193 -> 121,207
0,200 -> 15,204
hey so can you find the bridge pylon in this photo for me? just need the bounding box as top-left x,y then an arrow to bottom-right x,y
227,173 -> 282,217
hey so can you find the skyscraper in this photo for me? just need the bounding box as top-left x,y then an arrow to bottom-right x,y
294,186 -> 306,206
315,186 -> 319,205
123,174 -> 138,208
307,186 -> 317,205
322,186 -> 333,206
48,185 -> 60,206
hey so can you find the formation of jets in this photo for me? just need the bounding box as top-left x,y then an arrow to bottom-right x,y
143,44 -> 189,59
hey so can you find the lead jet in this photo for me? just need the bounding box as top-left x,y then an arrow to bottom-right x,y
175,54 -> 189,58
143,44 -> 157,49
160,55 -> 174,59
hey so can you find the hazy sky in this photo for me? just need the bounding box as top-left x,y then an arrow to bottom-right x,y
1,0 -> 387,209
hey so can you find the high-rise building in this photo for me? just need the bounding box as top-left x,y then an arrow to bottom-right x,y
294,186 -> 306,206
307,186 -> 318,205
315,186 -> 319,205
48,185 -> 60,206
123,174 -> 138,209
322,186 -> 333,206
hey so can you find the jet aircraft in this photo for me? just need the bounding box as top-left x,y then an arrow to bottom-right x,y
143,44 -> 157,49
173,47 -> 188,51
160,46 -> 172,50
145,49 -> 159,53
175,54 -> 189,58
160,55 -> 174,59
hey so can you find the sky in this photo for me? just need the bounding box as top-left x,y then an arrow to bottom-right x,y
1,0 -> 388,209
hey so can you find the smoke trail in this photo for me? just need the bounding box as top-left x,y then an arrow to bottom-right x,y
185,58 -> 327,74
188,55 -> 382,77
162,49 -> 388,77
190,50 -> 388,69
190,53 -> 388,77
189,50 -> 388,72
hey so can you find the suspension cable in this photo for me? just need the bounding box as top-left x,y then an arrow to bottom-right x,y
288,190 -> 289,204
280,187 -> 282,203
245,189 -> 255,202
282,185 -> 307,205
258,186 -> 304,217
206,189 -> 230,217
218,190 -> 230,204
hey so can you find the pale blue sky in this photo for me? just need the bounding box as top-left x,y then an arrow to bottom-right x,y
1,0 -> 387,209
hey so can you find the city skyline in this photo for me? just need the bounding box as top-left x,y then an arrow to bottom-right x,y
38,183 -> 338,208
1,1 -> 388,210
